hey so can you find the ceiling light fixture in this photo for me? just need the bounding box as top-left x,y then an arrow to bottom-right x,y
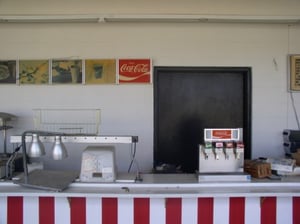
0,15 -> 100,23
0,14 -> 299,24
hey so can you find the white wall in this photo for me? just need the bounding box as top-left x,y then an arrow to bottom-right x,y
0,1 -> 300,173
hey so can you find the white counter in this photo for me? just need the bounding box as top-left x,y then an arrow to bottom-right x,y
1,173 -> 300,198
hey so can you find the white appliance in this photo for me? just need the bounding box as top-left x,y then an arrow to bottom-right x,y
80,146 -> 116,182
198,128 -> 249,182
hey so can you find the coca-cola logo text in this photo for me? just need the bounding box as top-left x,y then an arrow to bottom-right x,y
120,64 -> 149,73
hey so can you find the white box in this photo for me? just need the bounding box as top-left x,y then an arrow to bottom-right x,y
266,158 -> 295,172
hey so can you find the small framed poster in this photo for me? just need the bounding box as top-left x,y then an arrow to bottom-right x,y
19,60 -> 49,84
289,55 -> 300,91
52,59 -> 82,84
118,59 -> 151,84
85,59 -> 116,84
0,60 -> 17,84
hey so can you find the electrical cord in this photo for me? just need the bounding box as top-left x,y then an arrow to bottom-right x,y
127,142 -> 142,181
5,144 -> 21,179
290,92 -> 300,129
128,142 -> 137,172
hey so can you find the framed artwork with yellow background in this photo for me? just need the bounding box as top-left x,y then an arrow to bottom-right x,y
289,55 -> 300,91
85,59 -> 116,84
19,60 -> 49,84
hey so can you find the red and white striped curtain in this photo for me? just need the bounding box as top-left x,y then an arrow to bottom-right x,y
1,196 -> 300,224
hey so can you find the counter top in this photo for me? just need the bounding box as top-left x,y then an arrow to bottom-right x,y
1,173 -> 300,198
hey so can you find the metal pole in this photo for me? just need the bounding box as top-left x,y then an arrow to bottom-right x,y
21,131 -> 29,184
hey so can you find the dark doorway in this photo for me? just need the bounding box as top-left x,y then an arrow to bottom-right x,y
153,66 -> 252,173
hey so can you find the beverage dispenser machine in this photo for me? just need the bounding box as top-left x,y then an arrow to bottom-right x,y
198,128 -> 250,182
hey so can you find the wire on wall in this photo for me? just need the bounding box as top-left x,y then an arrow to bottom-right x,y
287,25 -> 300,130
290,92 -> 300,129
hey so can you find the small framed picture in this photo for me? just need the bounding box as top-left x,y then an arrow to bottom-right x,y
85,59 -> 116,84
289,55 -> 300,91
52,59 -> 82,84
0,60 -> 17,84
19,60 -> 49,84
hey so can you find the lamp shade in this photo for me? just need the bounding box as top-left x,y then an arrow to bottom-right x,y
52,136 -> 68,160
28,134 -> 45,157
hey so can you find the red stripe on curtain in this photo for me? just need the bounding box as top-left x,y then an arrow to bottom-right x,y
198,198 -> 214,224
293,197 -> 300,224
39,197 -> 55,224
229,197 -> 245,224
70,197 -> 86,224
7,196 -> 23,224
261,197 -> 276,224
102,198 -> 118,224
134,198 -> 150,224
166,198 -> 182,224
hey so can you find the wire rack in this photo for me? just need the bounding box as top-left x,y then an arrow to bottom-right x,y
33,109 -> 101,135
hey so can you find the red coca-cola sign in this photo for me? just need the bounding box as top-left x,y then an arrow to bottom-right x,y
212,130 -> 232,139
119,59 -> 151,83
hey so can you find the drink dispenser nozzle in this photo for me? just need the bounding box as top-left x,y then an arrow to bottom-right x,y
214,142 -> 224,160
202,142 -> 213,160
235,142 -> 244,160
224,142 -> 234,160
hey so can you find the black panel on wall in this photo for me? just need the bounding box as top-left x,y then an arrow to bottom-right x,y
153,66 -> 252,173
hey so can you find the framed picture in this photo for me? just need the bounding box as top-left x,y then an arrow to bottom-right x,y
85,59 -> 116,84
19,60 -> 49,84
118,59 -> 152,84
52,59 -> 82,84
289,55 -> 300,91
0,60 -> 17,84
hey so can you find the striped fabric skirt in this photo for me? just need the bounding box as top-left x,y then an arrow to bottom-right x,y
1,196 -> 300,224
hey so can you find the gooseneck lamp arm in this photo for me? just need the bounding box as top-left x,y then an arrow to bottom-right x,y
21,131 -> 29,184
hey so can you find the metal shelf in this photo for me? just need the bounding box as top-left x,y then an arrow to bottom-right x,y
10,135 -> 138,144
